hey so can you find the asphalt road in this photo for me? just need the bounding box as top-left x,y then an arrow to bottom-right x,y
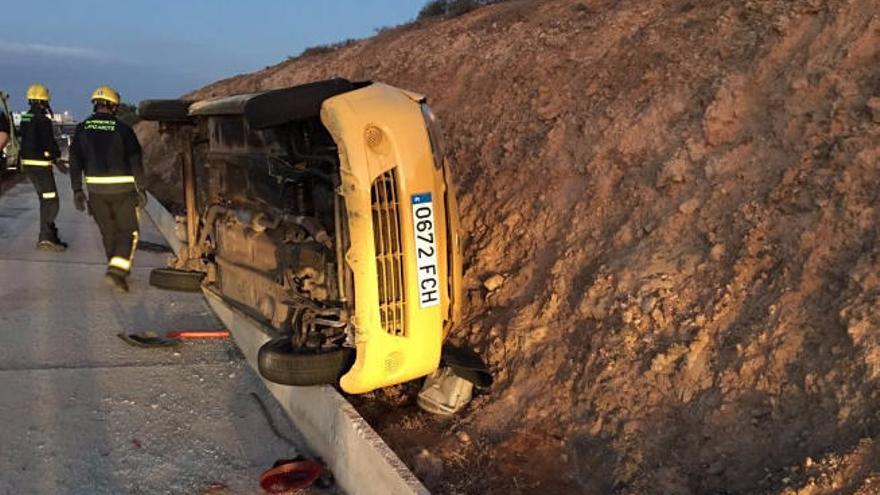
0,173 -> 330,494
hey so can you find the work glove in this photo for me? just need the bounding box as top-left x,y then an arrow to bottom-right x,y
73,190 -> 88,212
54,159 -> 69,175
136,189 -> 147,209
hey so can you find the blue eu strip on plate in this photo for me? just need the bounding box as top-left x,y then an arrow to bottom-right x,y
412,193 -> 432,204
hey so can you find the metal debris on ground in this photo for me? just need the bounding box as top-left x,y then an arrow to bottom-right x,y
117,331 -> 178,348
118,330 -> 231,348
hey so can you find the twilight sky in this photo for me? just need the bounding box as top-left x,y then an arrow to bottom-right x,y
1,1 -> 424,118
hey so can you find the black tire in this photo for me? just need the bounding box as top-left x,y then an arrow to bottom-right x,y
149,267 -> 205,292
138,99 -> 194,123
258,338 -> 355,386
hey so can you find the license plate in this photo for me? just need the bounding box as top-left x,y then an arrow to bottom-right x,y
412,193 -> 440,308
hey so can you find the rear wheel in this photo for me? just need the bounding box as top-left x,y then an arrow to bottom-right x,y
149,267 -> 205,292
258,337 -> 354,386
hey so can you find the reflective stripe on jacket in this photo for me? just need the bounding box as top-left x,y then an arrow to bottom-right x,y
69,112 -> 144,194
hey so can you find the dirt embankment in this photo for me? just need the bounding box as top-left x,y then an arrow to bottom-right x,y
139,1 -> 880,493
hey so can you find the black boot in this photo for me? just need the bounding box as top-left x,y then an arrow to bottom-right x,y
50,225 -> 68,249
105,268 -> 129,293
37,237 -> 67,252
37,225 -> 67,251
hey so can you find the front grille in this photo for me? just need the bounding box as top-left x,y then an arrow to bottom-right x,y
371,168 -> 406,336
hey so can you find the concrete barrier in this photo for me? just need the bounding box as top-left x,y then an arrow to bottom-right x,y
143,192 -> 183,256
144,193 -> 429,495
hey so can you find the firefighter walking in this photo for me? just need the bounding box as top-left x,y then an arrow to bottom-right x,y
0,105 -> 9,170
20,83 -> 68,251
69,85 -> 146,292
0,103 -> 9,156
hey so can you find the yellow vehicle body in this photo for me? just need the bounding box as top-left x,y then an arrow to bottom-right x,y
139,80 -> 462,395
321,83 -> 462,394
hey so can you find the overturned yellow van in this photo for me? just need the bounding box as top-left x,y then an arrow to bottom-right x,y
141,79 -> 462,394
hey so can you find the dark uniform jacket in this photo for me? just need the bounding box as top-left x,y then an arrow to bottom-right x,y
19,110 -> 59,165
0,111 -> 8,168
69,112 -> 144,194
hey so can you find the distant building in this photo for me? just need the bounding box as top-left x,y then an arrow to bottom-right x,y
50,111 -> 76,124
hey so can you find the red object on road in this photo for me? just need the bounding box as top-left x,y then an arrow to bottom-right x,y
260,459 -> 323,494
165,330 -> 230,339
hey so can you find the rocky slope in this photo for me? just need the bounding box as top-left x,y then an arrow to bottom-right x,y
138,0 -> 880,493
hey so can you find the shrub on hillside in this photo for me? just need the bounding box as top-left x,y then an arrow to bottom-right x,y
418,0 -> 450,18
417,0 -> 506,20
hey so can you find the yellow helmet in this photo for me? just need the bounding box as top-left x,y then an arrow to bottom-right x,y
91,85 -> 120,105
26,83 -> 50,102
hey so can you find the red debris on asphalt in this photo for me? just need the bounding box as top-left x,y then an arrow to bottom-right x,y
166,330 -> 230,340
259,459 -> 323,494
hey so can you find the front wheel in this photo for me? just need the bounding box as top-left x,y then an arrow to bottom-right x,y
258,338 -> 354,386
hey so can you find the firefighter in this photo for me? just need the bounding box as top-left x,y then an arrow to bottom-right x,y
69,85 -> 146,292
1,91 -> 18,171
0,108 -> 9,151
19,83 -> 67,250
0,107 -> 9,168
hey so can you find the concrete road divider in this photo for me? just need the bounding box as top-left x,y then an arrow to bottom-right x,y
143,192 -> 183,256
